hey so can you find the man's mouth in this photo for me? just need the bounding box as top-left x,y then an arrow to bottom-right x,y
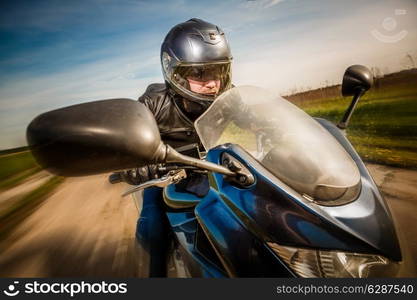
202,88 -> 219,94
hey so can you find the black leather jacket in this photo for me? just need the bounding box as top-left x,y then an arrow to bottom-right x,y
138,83 -> 202,153
134,83 -> 208,194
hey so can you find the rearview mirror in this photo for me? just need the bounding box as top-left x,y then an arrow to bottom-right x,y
337,65 -> 374,129
26,99 -> 166,176
341,65 -> 373,96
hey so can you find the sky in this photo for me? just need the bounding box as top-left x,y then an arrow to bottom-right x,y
0,0 -> 416,149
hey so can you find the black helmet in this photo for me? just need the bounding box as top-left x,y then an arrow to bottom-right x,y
161,18 -> 232,106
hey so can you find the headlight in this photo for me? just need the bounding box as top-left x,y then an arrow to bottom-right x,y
267,242 -> 400,278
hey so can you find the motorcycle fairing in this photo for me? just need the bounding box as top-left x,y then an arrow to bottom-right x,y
164,190 -> 227,277
163,184 -> 202,209
163,119 -> 401,277
202,140 -> 400,260
314,118 -> 401,261
164,181 -> 293,277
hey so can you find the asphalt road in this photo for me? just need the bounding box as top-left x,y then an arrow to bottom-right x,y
0,164 -> 416,277
366,163 -> 417,276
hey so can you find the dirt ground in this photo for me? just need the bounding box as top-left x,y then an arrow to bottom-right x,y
0,174 -> 139,277
0,163 -> 416,277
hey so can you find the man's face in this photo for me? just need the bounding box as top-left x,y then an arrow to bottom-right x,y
187,78 -> 221,95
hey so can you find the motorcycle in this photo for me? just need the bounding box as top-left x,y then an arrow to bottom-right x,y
26,65 -> 406,277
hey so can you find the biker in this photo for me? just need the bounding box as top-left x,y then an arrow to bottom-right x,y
115,18 -> 233,277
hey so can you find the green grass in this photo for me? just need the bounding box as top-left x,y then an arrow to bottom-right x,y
0,151 -> 41,190
0,167 -> 41,190
297,86 -> 417,169
217,122 -> 257,151
214,84 -> 417,169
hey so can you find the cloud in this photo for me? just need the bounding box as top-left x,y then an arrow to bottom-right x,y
0,0 -> 416,149
230,0 -> 417,94
264,0 -> 286,8
243,0 -> 285,9
0,43 -> 164,149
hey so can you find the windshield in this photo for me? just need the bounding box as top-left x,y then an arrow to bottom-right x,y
195,86 -> 360,205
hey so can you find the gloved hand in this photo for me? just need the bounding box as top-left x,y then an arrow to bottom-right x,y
109,165 -> 159,185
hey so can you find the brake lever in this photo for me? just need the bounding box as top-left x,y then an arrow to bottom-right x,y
122,169 -> 187,197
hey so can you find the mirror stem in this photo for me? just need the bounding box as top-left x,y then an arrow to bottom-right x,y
337,88 -> 365,130
164,145 -> 236,177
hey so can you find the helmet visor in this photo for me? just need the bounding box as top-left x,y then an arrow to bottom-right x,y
171,62 -> 232,101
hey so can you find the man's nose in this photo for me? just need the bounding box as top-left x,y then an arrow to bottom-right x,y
204,80 -> 216,88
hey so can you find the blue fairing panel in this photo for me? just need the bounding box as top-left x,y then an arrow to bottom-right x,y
164,186 -> 227,277
202,140 -> 400,261
194,187 -> 294,277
